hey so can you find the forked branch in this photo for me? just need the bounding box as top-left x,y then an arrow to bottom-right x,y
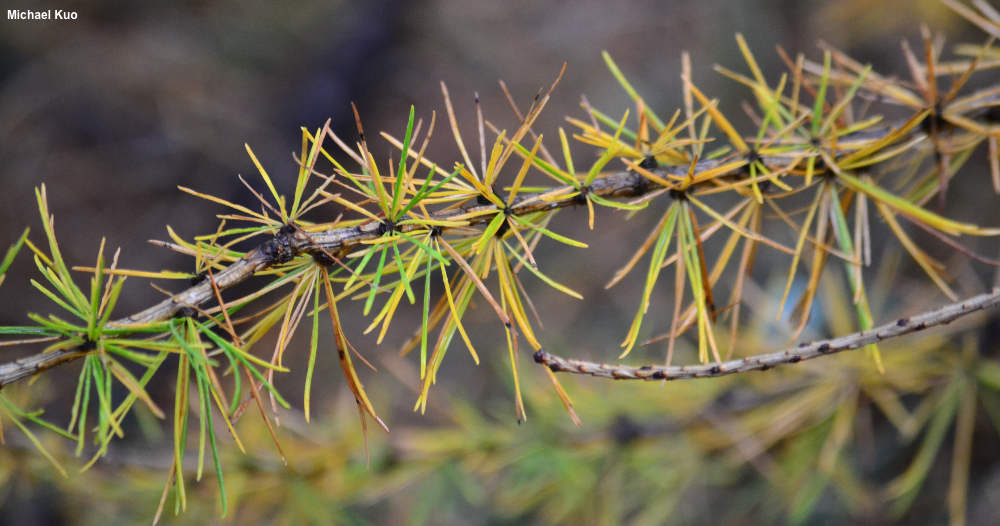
0,83 -> 998,391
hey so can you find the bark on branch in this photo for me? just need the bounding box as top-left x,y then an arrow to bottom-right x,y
533,288 -> 1000,380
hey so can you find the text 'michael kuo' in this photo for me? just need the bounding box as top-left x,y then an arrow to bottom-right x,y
7,9 -> 78,20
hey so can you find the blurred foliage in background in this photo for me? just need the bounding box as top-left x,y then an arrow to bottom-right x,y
2,0 -> 1000,525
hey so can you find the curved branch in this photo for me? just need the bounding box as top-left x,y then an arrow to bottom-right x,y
533,288 -> 1000,381
0,111 -> 987,390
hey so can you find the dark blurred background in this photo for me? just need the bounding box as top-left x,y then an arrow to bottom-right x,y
2,0 -> 999,524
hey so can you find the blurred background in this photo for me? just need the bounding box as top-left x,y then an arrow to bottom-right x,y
2,0 -> 1000,524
